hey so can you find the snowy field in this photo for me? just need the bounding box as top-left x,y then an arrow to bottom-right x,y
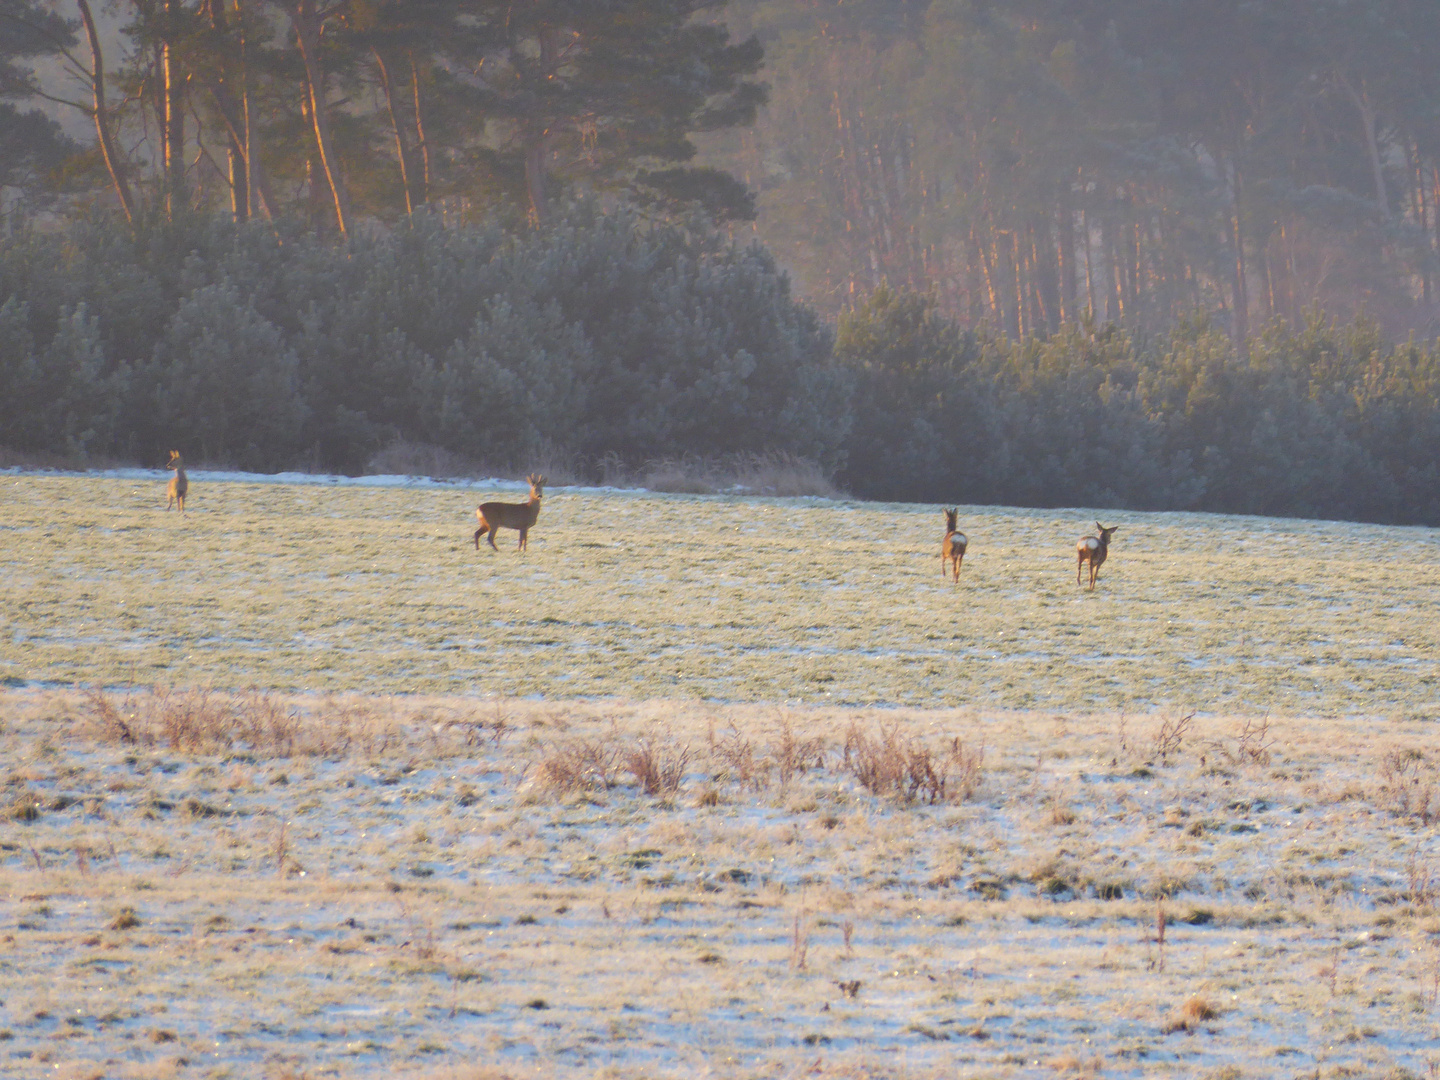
3,691 -> 1439,1079
2,471 -> 1439,1079
4,469 -> 1440,715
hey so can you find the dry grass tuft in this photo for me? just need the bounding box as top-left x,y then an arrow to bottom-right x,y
7,789 -> 41,822
537,737 -> 622,794
1162,994 -> 1221,1033
842,722 -> 983,804
1151,712 -> 1195,763
1048,794 -> 1078,826
772,718 -> 827,790
80,688 -> 464,759
1404,847 -> 1437,908
710,722 -> 766,790
625,736 -> 691,796
1182,995 -> 1221,1021
1048,1054 -> 1104,1074
1378,747 -> 1438,824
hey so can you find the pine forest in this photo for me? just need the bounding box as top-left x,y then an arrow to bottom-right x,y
2,0 -> 1440,525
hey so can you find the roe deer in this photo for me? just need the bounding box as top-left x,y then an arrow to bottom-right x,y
166,451 -> 188,512
942,508 -> 967,583
1076,522 -> 1117,589
474,473 -> 545,551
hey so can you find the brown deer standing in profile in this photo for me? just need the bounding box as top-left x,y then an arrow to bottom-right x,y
1076,522 -> 1118,589
942,508 -> 967,583
166,451 -> 188,512
474,474 -> 545,551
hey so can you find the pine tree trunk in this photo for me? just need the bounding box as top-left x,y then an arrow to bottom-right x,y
523,26 -> 567,225
1009,231 -> 1024,338
76,0 -> 134,225
972,228 -> 999,326
163,0 -> 186,218
1082,206 -> 1096,320
1057,180 -> 1075,325
373,47 -> 416,214
289,0 -> 350,235
1129,217 -> 1141,317
410,53 -> 431,204
1229,160 -> 1250,355
204,0 -> 247,223
1105,222 -> 1124,322
525,139 -> 549,225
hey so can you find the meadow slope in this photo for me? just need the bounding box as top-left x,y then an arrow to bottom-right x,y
3,471 -> 1440,715
2,472 -> 1440,1079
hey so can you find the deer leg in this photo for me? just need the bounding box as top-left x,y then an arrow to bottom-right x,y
1077,554 -> 1084,585
954,553 -> 962,582
518,528 -> 528,551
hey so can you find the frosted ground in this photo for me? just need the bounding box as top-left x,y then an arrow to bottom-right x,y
2,471 -> 1439,1079
4,470 -> 1440,714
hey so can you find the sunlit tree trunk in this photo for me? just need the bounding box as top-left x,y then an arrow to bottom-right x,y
410,53 -> 431,204
204,0 -> 247,223
1081,206 -> 1096,320
163,0 -> 186,218
288,0 -> 350,235
1057,182 -> 1076,324
373,47 -> 416,214
76,0 -> 135,225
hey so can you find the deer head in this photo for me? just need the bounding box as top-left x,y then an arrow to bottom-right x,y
526,474 -> 546,499
945,507 -> 958,533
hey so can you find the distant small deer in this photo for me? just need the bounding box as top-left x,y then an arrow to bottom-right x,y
942,508 -> 967,583
166,450 -> 188,512
474,474 -> 545,551
1076,522 -> 1118,589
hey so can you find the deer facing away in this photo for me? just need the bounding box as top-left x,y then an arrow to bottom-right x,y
474,474 -> 545,551
942,508 -> 967,582
166,451 -> 188,512
1076,522 -> 1118,589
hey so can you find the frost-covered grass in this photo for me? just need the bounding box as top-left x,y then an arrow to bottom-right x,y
2,690 -> 1439,1079
4,471 -> 1440,715
3,472 -> 1440,1077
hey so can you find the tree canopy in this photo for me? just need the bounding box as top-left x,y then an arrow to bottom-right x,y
0,0 -> 766,232
703,0 -> 1440,338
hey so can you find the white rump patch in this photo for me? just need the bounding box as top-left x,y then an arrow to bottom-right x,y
952,533 -> 967,547
1084,537 -> 1100,551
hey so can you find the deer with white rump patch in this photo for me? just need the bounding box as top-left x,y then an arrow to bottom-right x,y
474,474 -> 545,551
942,508 -> 967,583
1076,522 -> 1117,589
166,451 -> 188,512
